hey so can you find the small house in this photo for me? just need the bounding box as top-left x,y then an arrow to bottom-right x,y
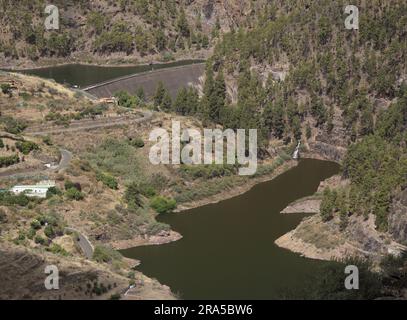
10,180 -> 56,198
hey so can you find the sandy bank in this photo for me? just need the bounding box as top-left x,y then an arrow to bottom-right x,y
280,198 -> 321,214
175,161 -> 297,213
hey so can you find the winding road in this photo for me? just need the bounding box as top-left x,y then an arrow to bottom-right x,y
0,148 -> 72,179
0,109 -> 152,179
65,227 -> 94,259
25,110 -> 153,136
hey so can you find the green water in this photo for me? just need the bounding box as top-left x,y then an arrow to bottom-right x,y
10,59 -> 204,88
121,159 -> 341,299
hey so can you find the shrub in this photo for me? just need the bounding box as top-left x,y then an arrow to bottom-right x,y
109,293 -> 121,300
1,117 -> 27,134
124,182 -> 143,208
128,137 -> 144,148
93,245 -> 122,263
96,172 -> 118,190
34,235 -> 46,245
64,180 -> 82,191
42,136 -> 53,145
0,209 -> 7,223
114,90 -> 137,108
46,187 -> 62,198
65,188 -> 84,201
15,140 -> 39,155
44,225 -> 56,238
0,192 -> 30,206
0,154 -> 19,167
30,219 -> 41,230
150,196 -> 177,214
48,243 -> 69,256
1,83 -> 12,95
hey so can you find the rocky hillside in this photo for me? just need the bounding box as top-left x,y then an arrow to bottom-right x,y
184,0 -> 407,282
0,0 -> 260,68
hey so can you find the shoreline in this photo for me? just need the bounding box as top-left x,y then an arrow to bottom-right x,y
113,160 -> 298,251
175,160 -> 298,213
0,54 -> 209,71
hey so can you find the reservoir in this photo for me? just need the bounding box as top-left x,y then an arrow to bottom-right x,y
121,159 -> 340,299
8,59 -> 204,88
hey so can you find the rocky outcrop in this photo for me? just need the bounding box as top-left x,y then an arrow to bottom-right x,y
308,141 -> 346,162
280,198 -> 321,214
388,189 -> 407,245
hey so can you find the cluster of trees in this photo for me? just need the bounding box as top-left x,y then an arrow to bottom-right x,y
64,180 -> 84,201
15,141 -> 39,155
96,172 -> 118,190
0,154 -> 19,168
0,0 -> 221,59
206,0 -> 407,144
0,116 -> 27,134
321,90 -> 407,231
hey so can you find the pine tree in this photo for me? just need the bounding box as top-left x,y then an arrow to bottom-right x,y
272,101 -> 285,139
320,188 -> 334,222
176,7 -> 190,38
199,66 -> 215,121
208,71 -> 226,123
153,81 -> 166,107
162,91 -> 172,112
173,87 -> 189,115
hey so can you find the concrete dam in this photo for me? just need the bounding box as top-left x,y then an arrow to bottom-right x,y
83,63 -> 205,99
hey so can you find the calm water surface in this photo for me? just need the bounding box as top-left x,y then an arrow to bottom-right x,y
121,159 -> 340,299
8,59 -> 204,87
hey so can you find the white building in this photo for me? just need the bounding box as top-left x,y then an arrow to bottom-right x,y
11,180 -> 56,198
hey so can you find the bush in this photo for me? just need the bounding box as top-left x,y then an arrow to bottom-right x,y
65,188 -> 84,201
46,186 -> 62,198
124,182 -> 143,208
1,116 -> 27,134
42,136 -> 53,145
96,172 -> 118,190
0,192 -> 30,206
93,245 -> 122,263
30,219 -> 41,230
150,196 -> 177,214
0,154 -> 19,168
0,209 -> 7,223
27,228 -> 36,239
47,243 -> 69,256
44,225 -> 56,238
109,293 -> 121,300
64,180 -> 81,191
34,235 -> 46,245
128,137 -> 144,148
1,83 -> 12,95
15,140 -> 39,155
114,90 -> 138,108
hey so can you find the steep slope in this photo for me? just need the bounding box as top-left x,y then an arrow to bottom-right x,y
0,0 -> 259,68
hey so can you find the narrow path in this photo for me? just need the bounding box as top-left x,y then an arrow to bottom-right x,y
65,227 -> 94,259
0,148 -> 72,179
25,110 -> 153,136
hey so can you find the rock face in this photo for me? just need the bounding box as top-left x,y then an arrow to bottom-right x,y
308,141 -> 346,162
280,198 -> 321,214
388,189 -> 407,245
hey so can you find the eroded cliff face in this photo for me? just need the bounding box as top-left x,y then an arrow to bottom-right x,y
388,189 -> 407,246
276,179 -> 407,263
0,242 -> 175,300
